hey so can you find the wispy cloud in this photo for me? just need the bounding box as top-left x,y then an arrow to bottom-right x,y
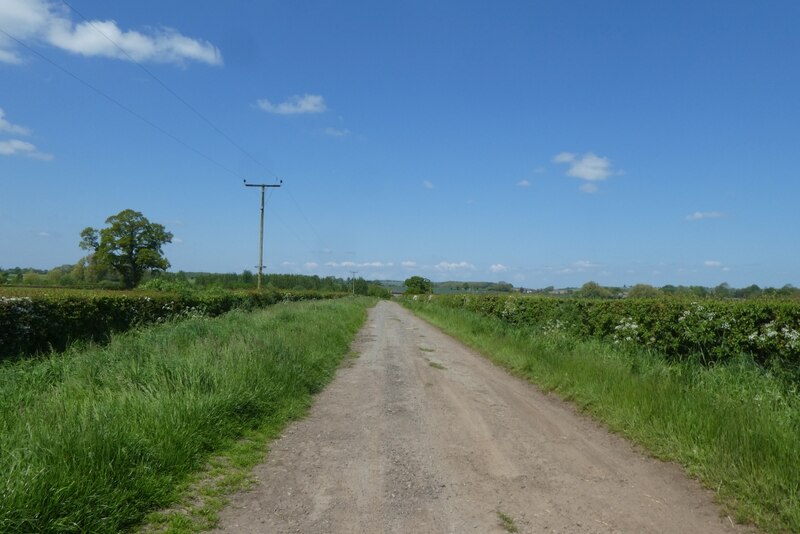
422,180 -> 434,189
304,262 -> 319,270
554,151 -> 620,193
553,152 -> 576,164
490,263 -> 508,273
401,261 -> 417,268
257,94 -> 326,115
686,211 -> 725,221
516,179 -> 531,187
703,259 -> 730,272
554,259 -> 599,274
326,261 -> 394,268
434,261 -> 475,272
574,260 -> 598,269
0,108 -> 30,135
323,127 -> 350,137
0,107 -> 51,159
0,0 -> 222,65
0,139 -> 52,160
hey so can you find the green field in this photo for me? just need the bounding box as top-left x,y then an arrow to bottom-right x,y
0,297 -> 372,533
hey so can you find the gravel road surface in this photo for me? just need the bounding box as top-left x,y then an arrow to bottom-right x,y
213,300 -> 751,533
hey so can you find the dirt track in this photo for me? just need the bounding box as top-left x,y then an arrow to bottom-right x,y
214,300 -> 751,533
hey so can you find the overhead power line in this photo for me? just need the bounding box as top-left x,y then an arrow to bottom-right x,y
0,27 -> 244,180
58,1 -> 327,245
59,0 -> 279,181
6,6 -> 328,255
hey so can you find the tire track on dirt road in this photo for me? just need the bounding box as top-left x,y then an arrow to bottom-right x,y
213,300 -> 752,533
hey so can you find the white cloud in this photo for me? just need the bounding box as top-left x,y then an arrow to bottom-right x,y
324,127 -> 350,137
325,260 -> 392,268
490,264 -> 508,273
422,180 -> 434,189
516,179 -> 531,187
434,261 -> 475,272
563,153 -> 613,181
281,261 -> 295,266
533,166 -> 546,174
0,49 -> 21,63
553,152 -> 576,163
0,108 -> 30,135
0,139 -> 52,160
554,151 -> 619,192
37,231 -> 50,237
555,260 -> 598,274
304,262 -> 319,270
0,0 -> 222,65
172,237 -> 183,244
401,261 -> 417,268
686,211 -> 725,221
704,260 -> 722,267
257,94 -> 326,115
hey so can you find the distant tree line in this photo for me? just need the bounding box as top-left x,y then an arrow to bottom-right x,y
519,281 -> 800,300
436,280 -> 515,294
0,266 -> 391,297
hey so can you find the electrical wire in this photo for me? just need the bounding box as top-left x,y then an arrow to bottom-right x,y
59,0 -> 280,181
5,9 -> 328,251
0,27 -> 245,181
58,1 -> 327,244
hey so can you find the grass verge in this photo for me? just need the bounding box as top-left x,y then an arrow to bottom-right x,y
405,301 -> 800,533
0,297 -> 373,533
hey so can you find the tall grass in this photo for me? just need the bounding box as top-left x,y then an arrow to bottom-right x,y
405,301 -> 800,533
0,297 -> 371,533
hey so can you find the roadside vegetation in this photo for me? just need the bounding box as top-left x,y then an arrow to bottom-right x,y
404,299 -> 800,533
0,297 -> 373,533
0,286 -> 347,361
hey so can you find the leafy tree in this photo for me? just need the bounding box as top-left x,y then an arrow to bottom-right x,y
575,281 -> 612,299
80,209 -> 173,289
353,277 -> 369,295
735,284 -> 762,299
714,282 -> 733,299
22,270 -> 41,285
404,276 -> 432,295
368,284 -> 392,299
627,284 -> 661,298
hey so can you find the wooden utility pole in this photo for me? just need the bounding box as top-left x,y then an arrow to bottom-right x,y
244,179 -> 282,290
349,270 -> 358,295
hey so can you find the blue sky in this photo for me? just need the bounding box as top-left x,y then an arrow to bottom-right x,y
1,0 -> 798,287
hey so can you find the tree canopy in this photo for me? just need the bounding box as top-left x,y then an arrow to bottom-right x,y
404,276 -> 432,295
80,209 -> 172,289
575,281 -> 613,299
